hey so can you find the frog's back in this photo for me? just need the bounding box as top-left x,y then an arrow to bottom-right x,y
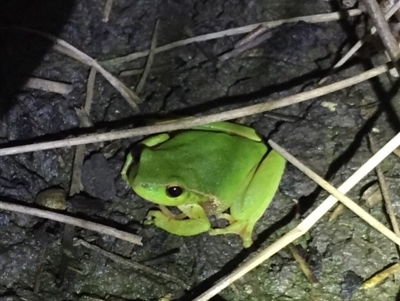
138,130 -> 267,208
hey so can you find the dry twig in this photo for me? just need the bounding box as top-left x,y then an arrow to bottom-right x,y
119,64 -> 171,77
193,132 -> 400,300
75,239 -> 189,289
136,19 -> 159,94
319,1 -> 400,84
330,135 -> 400,226
85,67 -> 96,114
0,62 -> 393,156
369,135 -> 400,238
363,0 -> 400,68
58,68 -> 99,282
219,30 -> 273,61
287,244 -> 318,284
23,77 -> 73,95
234,25 -> 270,48
0,200 -> 142,244
102,0 -> 113,22
101,9 -> 362,66
184,26 -> 219,63
13,27 -> 141,111
271,140 -> 400,245
362,263 -> 400,289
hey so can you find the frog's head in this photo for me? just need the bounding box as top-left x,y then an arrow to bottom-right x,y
129,147 -> 207,206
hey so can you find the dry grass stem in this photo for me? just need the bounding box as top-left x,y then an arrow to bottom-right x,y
85,67 -> 96,113
69,76 -> 96,196
101,9 -> 362,66
369,135 -> 400,237
136,19 -> 159,94
33,253 -> 46,294
0,200 -> 142,244
328,201 -> 345,222
234,25 -> 270,48
102,0 -> 113,22
0,62 -> 392,156
15,27 -> 141,111
24,77 -> 73,94
319,1 -> 400,84
362,263 -> 400,288
69,109 -> 95,195
363,0 -> 400,66
270,140 -> 400,245
184,26 -> 219,63
119,63 -> 172,77
59,71 -> 99,281
75,239 -> 189,289
193,133 -> 400,300
330,139 -> 400,224
69,110 -> 86,196
288,244 -> 318,284
393,147 -> 400,158
219,30 -> 273,61
120,68 -> 146,77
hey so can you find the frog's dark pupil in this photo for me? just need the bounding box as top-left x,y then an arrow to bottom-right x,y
167,186 -> 183,198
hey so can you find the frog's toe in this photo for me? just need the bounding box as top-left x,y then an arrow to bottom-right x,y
209,221 -> 255,248
144,210 -> 160,225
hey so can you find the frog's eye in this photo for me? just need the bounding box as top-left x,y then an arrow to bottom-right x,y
166,186 -> 183,198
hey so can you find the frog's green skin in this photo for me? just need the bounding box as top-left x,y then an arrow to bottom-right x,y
121,122 -> 285,248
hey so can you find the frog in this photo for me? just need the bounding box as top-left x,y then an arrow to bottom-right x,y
121,121 -> 286,248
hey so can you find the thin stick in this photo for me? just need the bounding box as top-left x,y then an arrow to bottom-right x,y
270,140 -> 400,245
362,263 -> 400,289
69,110 -> 91,196
332,135 -> 400,223
69,77 -> 96,195
13,27 -> 141,111
288,244 -> 318,284
219,30 -> 273,62
136,19 -> 159,94
102,0 -> 113,22
319,0 -> 400,84
369,136 -> 400,237
23,77 -> 73,95
363,0 -> 400,65
234,25 -> 270,48
0,200 -> 142,245
193,132 -> 400,301
58,70 -> 98,281
0,62 -> 392,157
85,67 -> 96,114
75,239 -> 189,289
184,26 -> 218,63
101,9 -> 362,66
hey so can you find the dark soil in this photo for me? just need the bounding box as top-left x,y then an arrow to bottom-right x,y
1,0 -> 400,300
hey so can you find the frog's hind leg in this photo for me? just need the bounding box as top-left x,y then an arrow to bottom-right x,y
209,150 -> 285,248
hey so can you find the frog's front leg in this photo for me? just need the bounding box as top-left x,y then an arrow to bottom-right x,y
146,203 -> 211,236
210,150 -> 285,247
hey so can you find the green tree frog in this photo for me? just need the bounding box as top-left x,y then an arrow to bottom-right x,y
121,121 -> 285,248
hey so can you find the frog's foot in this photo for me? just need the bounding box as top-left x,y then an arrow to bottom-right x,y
144,210 -> 160,225
209,221 -> 255,248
